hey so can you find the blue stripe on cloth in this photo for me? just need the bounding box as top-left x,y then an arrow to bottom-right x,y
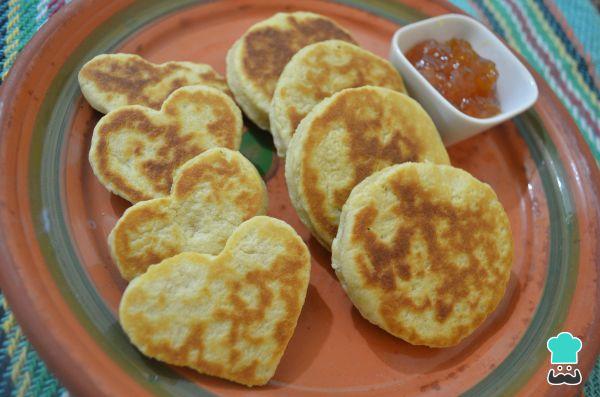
470,0 -> 507,39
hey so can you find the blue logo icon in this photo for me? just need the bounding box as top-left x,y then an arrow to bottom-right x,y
547,332 -> 582,364
546,332 -> 583,386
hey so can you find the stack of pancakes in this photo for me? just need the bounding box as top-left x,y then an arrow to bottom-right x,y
228,10 -> 512,349
79,10 -> 513,387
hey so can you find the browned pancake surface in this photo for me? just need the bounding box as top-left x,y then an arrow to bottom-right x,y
270,40 -> 407,156
332,163 -> 513,347
286,87 -> 449,248
241,13 -> 355,99
109,148 -> 267,281
79,54 -> 230,113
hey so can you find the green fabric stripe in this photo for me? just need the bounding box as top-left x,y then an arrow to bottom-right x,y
484,0 -> 600,160
1,0 -> 19,78
23,346 -> 61,397
518,0 -> 600,160
533,0 -> 600,99
18,0 -> 41,50
7,332 -> 26,396
522,1 -> 599,117
554,0 -> 600,77
480,0 -> 539,74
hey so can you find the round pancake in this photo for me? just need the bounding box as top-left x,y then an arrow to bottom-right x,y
119,216 -> 311,386
270,40 -> 407,156
79,53 -> 230,113
89,85 -> 243,203
331,162 -> 513,347
286,86 -> 449,250
226,12 -> 355,130
109,148 -> 268,281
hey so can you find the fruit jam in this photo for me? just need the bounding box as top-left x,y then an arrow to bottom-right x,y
406,38 -> 501,118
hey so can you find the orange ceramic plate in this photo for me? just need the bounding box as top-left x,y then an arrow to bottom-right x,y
0,1 -> 598,396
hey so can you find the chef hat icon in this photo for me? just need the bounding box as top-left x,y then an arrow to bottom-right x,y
547,332 -> 582,364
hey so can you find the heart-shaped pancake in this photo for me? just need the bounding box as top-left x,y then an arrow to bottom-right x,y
119,216 -> 311,386
79,53 -> 230,113
89,85 -> 243,203
109,148 -> 267,281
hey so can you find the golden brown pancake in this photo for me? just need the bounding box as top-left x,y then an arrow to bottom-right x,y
89,85 -> 243,203
109,148 -> 268,281
286,86 -> 449,250
332,163 -> 513,347
119,216 -> 311,386
226,12 -> 355,129
79,53 -> 230,113
270,40 -> 407,156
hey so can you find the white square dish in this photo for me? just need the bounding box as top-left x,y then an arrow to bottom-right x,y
389,13 -> 539,145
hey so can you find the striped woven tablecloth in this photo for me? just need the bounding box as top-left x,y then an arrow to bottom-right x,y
0,0 -> 598,396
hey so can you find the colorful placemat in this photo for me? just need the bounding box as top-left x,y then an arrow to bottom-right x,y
0,0 -> 598,396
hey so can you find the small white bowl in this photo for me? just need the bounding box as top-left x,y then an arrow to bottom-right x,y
389,14 -> 538,146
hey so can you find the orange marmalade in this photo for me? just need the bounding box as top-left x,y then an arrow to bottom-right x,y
406,38 -> 500,118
